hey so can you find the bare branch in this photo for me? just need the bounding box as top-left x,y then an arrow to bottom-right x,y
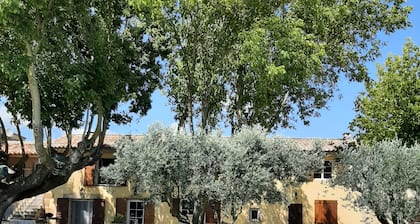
13,117 -> 26,156
82,104 -> 91,140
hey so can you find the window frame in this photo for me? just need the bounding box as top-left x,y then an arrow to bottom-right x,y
96,158 -> 114,185
180,199 -> 194,217
314,160 -> 333,180
127,200 -> 145,224
70,199 -> 93,224
248,208 -> 260,222
87,158 -> 125,186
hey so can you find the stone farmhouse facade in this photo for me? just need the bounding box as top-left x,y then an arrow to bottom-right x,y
5,134 -> 409,224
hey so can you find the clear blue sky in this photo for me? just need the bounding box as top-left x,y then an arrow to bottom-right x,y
109,0 -> 420,139
2,0 -> 420,140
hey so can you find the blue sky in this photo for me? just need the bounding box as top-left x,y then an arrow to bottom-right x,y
2,0 -> 420,140
110,0 -> 420,139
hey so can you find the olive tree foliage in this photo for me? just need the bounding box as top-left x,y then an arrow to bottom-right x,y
334,140 -> 420,224
350,39 -> 420,146
102,124 -> 323,224
0,0 -> 167,217
131,0 -> 411,134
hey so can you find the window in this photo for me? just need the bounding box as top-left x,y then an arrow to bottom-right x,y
84,158 -> 125,186
71,200 -> 93,224
128,200 -> 144,224
314,160 -> 333,179
181,199 -> 194,216
65,199 -> 105,224
97,158 -> 114,184
249,208 -> 260,222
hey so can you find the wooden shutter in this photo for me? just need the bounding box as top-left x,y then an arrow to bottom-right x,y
314,200 -> 337,224
84,164 -> 95,186
92,199 -> 105,224
205,201 -> 221,224
56,198 -> 69,224
288,204 -> 303,224
144,202 -> 155,224
172,198 -> 180,216
115,198 -> 127,217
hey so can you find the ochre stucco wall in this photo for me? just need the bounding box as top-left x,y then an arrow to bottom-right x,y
44,151 -> 380,224
44,173 -> 380,224
230,181 -> 379,224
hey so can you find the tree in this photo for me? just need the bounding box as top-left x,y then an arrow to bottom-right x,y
102,124 -> 323,224
0,0 -> 167,217
136,0 -> 412,134
350,39 -> 420,146
333,140 -> 420,224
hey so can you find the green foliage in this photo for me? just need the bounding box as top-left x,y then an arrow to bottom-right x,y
334,140 -> 420,224
155,0 -> 412,133
0,0 -> 167,130
112,213 -> 125,223
102,124 -> 323,223
350,39 -> 420,146
0,1 -> 169,216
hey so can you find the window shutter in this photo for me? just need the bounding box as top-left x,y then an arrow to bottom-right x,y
92,199 -> 105,224
205,201 -> 221,224
314,200 -> 337,224
115,198 -> 127,217
56,198 -> 69,224
172,198 -> 180,216
84,164 -> 95,186
144,202 -> 155,224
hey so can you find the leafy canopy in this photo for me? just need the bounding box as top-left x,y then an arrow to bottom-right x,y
350,39 -> 420,146
131,0 -> 411,133
0,0 -> 168,216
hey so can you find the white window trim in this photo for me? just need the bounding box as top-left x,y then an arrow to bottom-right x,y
127,200 -> 145,224
248,208 -> 261,222
314,160 -> 333,180
180,199 -> 194,217
95,158 -> 114,185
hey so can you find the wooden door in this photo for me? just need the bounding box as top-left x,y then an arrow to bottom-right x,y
288,203 -> 303,224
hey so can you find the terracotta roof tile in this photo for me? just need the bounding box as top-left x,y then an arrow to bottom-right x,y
3,141 -> 37,155
52,134 -> 143,148
285,138 -> 343,151
2,135 -> 344,156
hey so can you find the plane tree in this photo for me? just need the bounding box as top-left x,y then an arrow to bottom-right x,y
0,0 -> 168,217
350,39 -> 420,146
102,124 -> 323,224
132,0 -> 412,134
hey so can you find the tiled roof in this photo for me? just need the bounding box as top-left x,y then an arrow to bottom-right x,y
51,134 -> 141,148
3,134 -> 142,156
3,141 -> 37,155
3,134 -> 344,156
285,138 -> 343,151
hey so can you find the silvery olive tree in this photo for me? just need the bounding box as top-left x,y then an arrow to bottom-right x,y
103,124 -> 323,224
334,140 -> 420,224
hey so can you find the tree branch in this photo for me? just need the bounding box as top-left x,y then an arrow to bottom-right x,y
0,116 -> 8,154
25,41 -> 54,170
